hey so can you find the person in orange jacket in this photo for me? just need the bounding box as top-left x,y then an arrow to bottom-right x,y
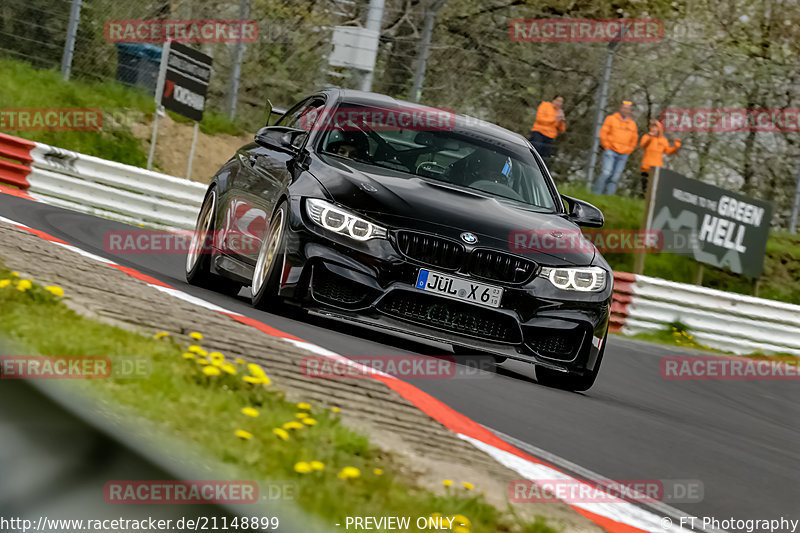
592,100 -> 639,195
528,96 -> 565,165
639,119 -> 680,196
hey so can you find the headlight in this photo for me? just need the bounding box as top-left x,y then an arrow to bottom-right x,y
539,266 -> 607,292
305,198 -> 387,241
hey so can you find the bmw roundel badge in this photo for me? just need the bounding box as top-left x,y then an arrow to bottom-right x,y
460,232 -> 478,244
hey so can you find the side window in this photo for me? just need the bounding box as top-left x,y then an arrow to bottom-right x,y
277,97 -> 326,148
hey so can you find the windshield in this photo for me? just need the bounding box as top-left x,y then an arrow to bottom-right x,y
317,105 -> 557,211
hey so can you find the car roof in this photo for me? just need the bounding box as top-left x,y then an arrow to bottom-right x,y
323,89 -> 532,149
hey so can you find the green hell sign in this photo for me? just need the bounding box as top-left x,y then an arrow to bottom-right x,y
649,169 -> 772,278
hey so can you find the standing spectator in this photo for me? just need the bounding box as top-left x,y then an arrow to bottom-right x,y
639,119 -> 681,196
528,96 -> 565,165
592,100 -> 639,195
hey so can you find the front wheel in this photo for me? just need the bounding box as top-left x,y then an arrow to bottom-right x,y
251,201 -> 288,311
536,334 -> 606,392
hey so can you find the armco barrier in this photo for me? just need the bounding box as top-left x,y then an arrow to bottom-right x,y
0,132 -> 207,230
612,272 -> 800,356
0,132 -> 35,189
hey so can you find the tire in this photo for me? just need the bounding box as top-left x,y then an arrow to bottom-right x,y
536,333 -> 606,392
185,188 -> 242,294
251,201 -> 288,311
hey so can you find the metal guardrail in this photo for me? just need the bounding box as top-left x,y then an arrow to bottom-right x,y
612,273 -> 800,355
0,133 -> 207,230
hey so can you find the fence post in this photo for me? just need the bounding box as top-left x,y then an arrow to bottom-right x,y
226,0 -> 251,120
61,0 -> 83,81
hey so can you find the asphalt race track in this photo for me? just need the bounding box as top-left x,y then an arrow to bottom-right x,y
1,193 -> 798,528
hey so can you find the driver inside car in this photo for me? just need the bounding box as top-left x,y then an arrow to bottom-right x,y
324,130 -> 371,161
450,149 -> 513,187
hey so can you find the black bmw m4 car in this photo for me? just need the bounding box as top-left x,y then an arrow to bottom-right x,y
186,89 -> 612,391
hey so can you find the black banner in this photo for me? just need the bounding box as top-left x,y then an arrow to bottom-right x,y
650,169 -> 772,278
161,42 -> 212,121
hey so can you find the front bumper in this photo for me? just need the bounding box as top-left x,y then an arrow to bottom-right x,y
280,197 -> 611,375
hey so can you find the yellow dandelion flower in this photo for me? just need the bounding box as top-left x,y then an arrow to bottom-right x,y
337,466 -> 360,480
310,461 -> 325,471
235,358 -> 246,364
462,481 -> 475,490
235,429 -> 252,440
17,279 -> 32,292
0,280 -> 10,288
189,332 -> 203,341
331,406 -> 341,413
221,363 -> 237,375
154,331 -> 169,339
197,358 -> 209,365
248,363 -> 267,378
294,461 -> 312,474
209,351 -> 224,360
297,402 -> 311,410
273,428 -> 290,441
452,514 -> 470,527
182,352 -> 195,359
241,407 -> 259,417
442,479 -> 453,487
203,366 -> 221,376
283,421 -> 304,430
301,418 -> 317,426
188,345 -> 204,353
44,286 -> 64,297
373,468 -> 383,476
295,412 -> 309,419
10,272 -> 19,277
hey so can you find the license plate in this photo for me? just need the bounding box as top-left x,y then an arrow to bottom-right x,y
415,269 -> 503,308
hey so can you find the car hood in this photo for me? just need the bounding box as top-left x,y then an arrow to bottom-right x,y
312,156 -> 597,266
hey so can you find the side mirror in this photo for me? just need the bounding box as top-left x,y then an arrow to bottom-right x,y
254,126 -> 305,153
265,99 -> 288,126
562,195 -> 604,228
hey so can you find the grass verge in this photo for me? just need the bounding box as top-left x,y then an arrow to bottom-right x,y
0,267 -> 557,533
623,320 -> 799,362
0,58 -> 246,166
